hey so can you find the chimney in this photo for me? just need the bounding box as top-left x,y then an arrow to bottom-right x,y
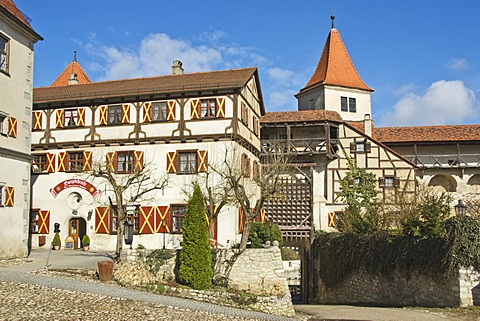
68,73 -> 79,85
363,114 -> 373,137
171,60 -> 184,75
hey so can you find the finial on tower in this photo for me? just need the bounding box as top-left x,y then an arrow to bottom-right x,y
330,11 -> 336,29
73,51 -> 77,62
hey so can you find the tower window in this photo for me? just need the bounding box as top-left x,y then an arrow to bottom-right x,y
340,96 -> 357,113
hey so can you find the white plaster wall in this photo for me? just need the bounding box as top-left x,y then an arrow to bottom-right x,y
324,86 -> 372,122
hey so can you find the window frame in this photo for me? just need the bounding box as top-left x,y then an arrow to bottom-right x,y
32,154 -> 48,173
200,99 -> 217,118
349,97 -> 357,112
379,176 -> 400,189
152,102 -> 168,122
0,34 -> 9,74
116,151 -> 135,174
0,184 -> 4,207
64,109 -> 79,127
0,113 -> 6,136
178,151 -> 197,174
67,152 -> 84,172
171,204 -> 186,233
341,96 -> 348,112
108,105 -> 123,125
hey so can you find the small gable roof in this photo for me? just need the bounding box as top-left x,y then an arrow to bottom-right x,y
261,110 -> 343,124
51,58 -> 92,87
297,27 -> 372,96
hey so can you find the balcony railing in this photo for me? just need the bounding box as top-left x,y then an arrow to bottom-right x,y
404,154 -> 480,168
261,138 -> 339,157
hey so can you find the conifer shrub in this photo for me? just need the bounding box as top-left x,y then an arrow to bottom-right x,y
248,222 -> 283,248
178,184 -> 213,290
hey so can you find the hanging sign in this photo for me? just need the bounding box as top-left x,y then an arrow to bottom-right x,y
50,179 -> 100,198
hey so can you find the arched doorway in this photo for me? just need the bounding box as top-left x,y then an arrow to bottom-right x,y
68,217 -> 87,249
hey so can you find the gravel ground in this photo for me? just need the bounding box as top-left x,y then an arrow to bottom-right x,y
0,258 -> 306,321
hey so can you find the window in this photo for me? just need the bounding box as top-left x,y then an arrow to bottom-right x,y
31,209 -> 40,233
171,205 -> 186,233
152,102 -> 168,121
0,35 -> 8,73
109,205 -> 139,233
379,176 -> 400,188
64,109 -> 78,127
341,97 -> 348,112
200,99 -> 217,118
0,185 -> 3,207
179,152 -> 197,174
349,98 -> 356,112
0,114 -> 6,136
68,152 -> 84,172
32,154 -> 48,173
108,105 -> 123,125
117,151 -> 134,173
340,96 -> 356,113
241,102 -> 249,125
350,141 -> 371,153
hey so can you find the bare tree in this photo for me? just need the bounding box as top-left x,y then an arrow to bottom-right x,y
211,145 -> 290,250
85,156 -> 168,261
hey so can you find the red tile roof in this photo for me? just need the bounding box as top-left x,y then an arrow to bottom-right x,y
34,67 -> 261,107
297,28 -> 372,96
0,0 -> 42,39
261,110 -> 343,124
374,125 -> 480,143
51,60 -> 92,87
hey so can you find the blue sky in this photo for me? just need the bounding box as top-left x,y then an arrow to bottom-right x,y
15,0 -> 480,127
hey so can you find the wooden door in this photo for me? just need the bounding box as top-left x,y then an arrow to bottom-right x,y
69,218 -> 80,249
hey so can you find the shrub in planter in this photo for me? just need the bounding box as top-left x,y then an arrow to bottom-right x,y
52,232 -> 61,250
82,235 -> 90,250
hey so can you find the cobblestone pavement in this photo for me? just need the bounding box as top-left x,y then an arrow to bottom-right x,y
0,257 -> 304,321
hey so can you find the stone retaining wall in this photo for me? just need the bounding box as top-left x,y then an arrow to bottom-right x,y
113,246 -> 295,317
312,265 -> 480,307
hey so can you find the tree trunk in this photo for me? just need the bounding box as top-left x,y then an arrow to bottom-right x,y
239,219 -> 252,250
115,222 -> 124,262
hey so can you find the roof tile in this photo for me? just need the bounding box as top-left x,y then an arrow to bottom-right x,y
374,125 -> 480,143
261,110 -> 343,124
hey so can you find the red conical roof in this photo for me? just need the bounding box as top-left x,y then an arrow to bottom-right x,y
51,54 -> 91,87
297,27 -> 373,95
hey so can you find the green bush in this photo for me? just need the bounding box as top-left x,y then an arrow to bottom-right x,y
402,192 -> 451,238
52,232 -> 61,247
81,234 -> 90,246
178,184 -> 213,290
248,222 -> 283,248
281,247 -> 300,260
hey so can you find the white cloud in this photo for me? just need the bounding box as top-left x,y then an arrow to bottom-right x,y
380,80 -> 477,126
269,90 -> 297,109
447,58 -> 469,71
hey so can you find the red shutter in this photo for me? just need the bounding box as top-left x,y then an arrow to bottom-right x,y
394,177 -> 401,188
133,151 -> 144,172
350,142 -> 356,153
57,152 -> 68,172
38,210 -> 50,234
99,106 -> 108,125
55,109 -> 64,128
142,102 -> 152,123
167,101 -> 176,121
46,154 -> 56,173
190,99 -> 200,119
216,98 -> 225,118
83,151 -> 92,171
254,209 -> 266,223
365,142 -> 372,153
7,117 -> 17,138
139,206 -> 155,234
238,207 -> 245,233
77,108 -> 86,127
378,177 -> 385,188
33,111 -> 42,130
167,152 -> 177,173
197,150 -> 208,172
4,186 -> 14,207
106,152 -> 116,172
95,207 -> 110,234
122,104 -> 130,123
155,206 -> 171,233
328,212 -> 336,228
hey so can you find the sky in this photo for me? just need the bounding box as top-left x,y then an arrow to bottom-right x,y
14,0 -> 480,127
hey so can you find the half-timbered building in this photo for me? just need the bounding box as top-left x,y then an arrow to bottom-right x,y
0,0 -> 42,258
31,59 -> 264,251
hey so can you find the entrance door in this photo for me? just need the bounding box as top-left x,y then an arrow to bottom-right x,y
69,218 -> 86,249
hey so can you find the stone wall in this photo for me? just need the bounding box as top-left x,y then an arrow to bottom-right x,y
113,246 -> 295,317
312,265 -> 480,307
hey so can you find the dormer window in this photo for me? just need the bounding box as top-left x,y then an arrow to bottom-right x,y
341,96 -> 356,113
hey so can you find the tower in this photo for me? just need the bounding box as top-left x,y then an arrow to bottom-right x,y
296,15 -> 373,122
